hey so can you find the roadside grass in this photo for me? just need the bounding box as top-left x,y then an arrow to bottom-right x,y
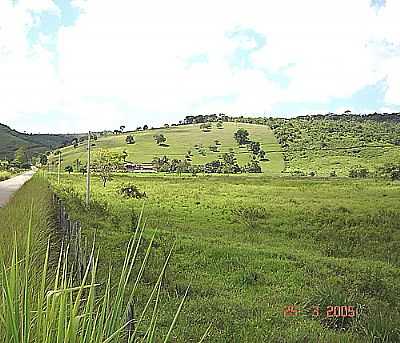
0,171 -> 12,181
0,175 -> 203,342
50,172 -> 400,342
0,175 -> 53,263
53,122 -> 284,175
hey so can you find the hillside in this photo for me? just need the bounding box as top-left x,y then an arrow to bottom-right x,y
268,114 -> 400,176
0,123 -> 78,160
56,122 -> 284,174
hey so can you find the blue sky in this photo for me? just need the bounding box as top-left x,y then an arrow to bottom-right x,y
0,0 -> 399,133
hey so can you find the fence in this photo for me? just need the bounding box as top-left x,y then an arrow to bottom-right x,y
51,192 -> 135,340
52,193 -> 87,283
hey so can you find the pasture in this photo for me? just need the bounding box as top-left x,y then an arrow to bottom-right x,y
50,171 -> 400,342
54,122 -> 284,175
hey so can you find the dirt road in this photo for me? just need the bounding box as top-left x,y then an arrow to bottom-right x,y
0,170 -> 36,207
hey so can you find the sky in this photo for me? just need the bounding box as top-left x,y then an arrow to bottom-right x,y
0,0 -> 399,133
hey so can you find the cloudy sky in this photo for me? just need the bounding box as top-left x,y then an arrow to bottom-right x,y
0,0 -> 399,133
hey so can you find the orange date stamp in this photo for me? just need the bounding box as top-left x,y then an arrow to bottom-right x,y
283,305 -> 358,318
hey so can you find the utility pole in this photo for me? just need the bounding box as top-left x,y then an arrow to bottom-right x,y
86,132 -> 91,207
57,152 -> 61,184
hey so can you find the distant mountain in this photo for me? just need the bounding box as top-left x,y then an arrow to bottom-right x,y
0,123 -> 80,160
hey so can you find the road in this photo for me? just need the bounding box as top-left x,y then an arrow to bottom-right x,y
0,170 -> 36,207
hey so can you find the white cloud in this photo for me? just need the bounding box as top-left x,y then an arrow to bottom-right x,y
0,0 -> 399,132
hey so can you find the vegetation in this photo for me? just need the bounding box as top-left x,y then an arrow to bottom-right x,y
0,171 -> 12,182
0,176 -> 196,342
50,122 -> 283,175
92,149 -> 124,187
48,172 -> 400,342
268,114 -> 400,176
0,122 -> 80,160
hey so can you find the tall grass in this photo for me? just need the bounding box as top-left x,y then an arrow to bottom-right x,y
0,171 -> 12,182
0,175 -> 208,342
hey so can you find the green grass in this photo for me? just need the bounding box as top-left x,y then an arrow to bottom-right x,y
55,122 -> 284,175
50,171 -> 400,342
0,171 -> 12,181
0,175 -> 198,342
0,175 -> 53,262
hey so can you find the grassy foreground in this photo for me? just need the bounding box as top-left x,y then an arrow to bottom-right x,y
51,172 -> 400,342
0,175 -> 201,342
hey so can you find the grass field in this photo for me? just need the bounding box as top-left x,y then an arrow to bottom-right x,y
55,122 -> 284,175
50,171 -> 400,342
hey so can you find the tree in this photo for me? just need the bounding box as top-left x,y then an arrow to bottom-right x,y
71,138 -> 78,145
216,121 -> 223,129
126,135 -> 135,144
259,150 -> 268,160
14,146 -> 28,166
92,149 -> 124,187
248,141 -> 261,155
122,150 -> 128,162
39,154 -> 48,165
153,134 -> 167,145
120,125 -> 125,133
221,152 -> 241,173
65,165 -> 73,174
75,159 -> 81,171
200,123 -> 212,131
234,129 -> 250,145
143,124 -> 149,130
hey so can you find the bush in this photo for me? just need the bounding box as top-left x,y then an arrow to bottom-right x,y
376,163 -> 400,180
349,166 -> 369,178
119,184 -> 147,199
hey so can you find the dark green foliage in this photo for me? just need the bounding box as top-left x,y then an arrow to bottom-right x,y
125,135 -> 135,144
119,184 -> 147,199
200,123 -> 212,131
153,133 -> 167,145
248,141 -> 261,155
64,165 -> 73,174
349,166 -> 369,178
376,163 -> 400,180
234,128 -> 250,145
39,154 -> 48,165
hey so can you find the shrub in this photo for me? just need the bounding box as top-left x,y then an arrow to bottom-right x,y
349,166 -> 369,178
119,184 -> 147,199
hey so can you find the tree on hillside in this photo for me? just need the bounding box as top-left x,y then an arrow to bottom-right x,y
200,123 -> 212,131
234,128 -> 250,145
143,124 -> 149,130
248,141 -> 261,155
65,165 -> 73,174
14,146 -> 28,166
120,125 -> 125,133
71,138 -> 78,145
122,150 -> 128,162
153,134 -> 167,145
39,154 -> 48,165
125,135 -> 135,144
217,121 -> 223,129
92,149 -> 124,187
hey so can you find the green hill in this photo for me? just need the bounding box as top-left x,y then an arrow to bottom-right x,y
0,123 -> 78,160
57,122 -> 284,174
268,114 -> 400,176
